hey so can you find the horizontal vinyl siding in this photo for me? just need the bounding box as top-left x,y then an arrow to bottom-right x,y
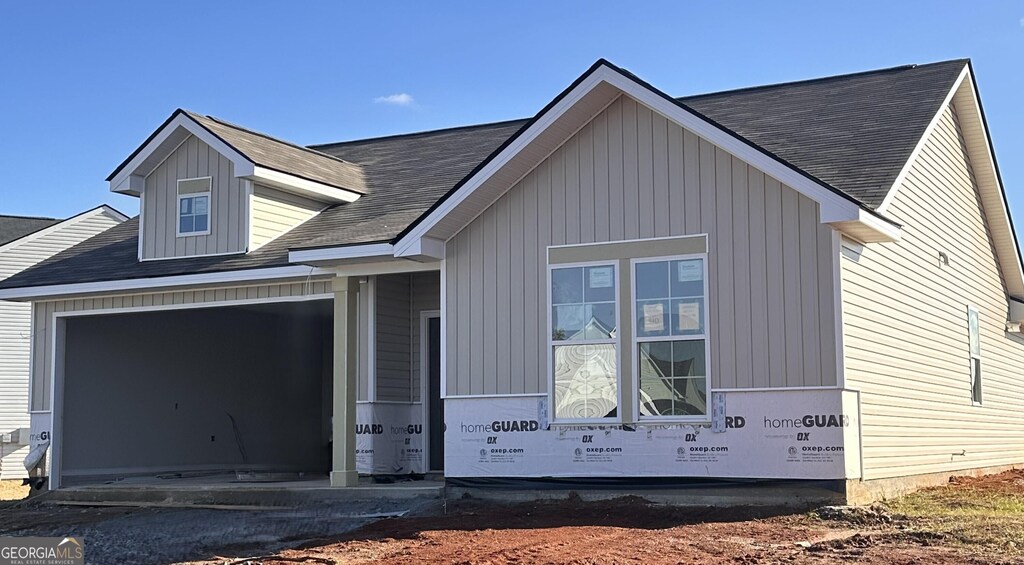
142,135 -> 247,259
29,279 -> 332,412
0,211 -> 122,478
842,103 -> 1024,479
375,274 -> 412,402
444,95 -> 837,396
249,185 -> 323,251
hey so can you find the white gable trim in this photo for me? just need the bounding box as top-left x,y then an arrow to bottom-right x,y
876,65 -> 970,214
0,206 -> 127,256
109,113 -> 361,204
394,62 -> 900,257
872,64 -> 1024,299
109,113 -> 250,195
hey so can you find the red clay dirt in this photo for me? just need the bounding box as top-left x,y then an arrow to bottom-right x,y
243,472 -> 1024,564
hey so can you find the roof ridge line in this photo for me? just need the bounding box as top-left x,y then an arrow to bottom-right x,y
0,213 -> 60,221
677,58 -> 970,100
188,111 -> 365,169
308,117 -> 530,149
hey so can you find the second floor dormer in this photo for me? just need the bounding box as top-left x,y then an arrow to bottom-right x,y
107,110 -> 366,261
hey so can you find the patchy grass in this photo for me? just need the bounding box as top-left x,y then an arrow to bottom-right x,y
885,470 -> 1024,556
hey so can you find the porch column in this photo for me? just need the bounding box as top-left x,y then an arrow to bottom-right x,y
331,275 -> 360,487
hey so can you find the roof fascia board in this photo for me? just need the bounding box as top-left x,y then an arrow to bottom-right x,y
288,242 -> 395,266
0,206 -> 127,255
109,113 -> 252,195
876,64 -> 970,214
0,265 -> 335,302
952,67 -> 1024,298
241,165 -> 361,203
394,62 -> 893,256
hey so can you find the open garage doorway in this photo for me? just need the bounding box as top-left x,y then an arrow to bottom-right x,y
52,299 -> 333,487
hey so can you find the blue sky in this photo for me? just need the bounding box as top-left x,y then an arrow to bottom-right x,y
1,1 -> 1021,226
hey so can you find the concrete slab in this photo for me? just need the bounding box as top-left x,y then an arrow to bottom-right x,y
47,473 -> 445,508
447,483 -> 845,509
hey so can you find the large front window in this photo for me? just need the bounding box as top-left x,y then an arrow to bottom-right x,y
550,263 -> 618,421
634,257 -> 708,418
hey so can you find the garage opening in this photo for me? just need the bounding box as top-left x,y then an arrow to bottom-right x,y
56,299 -> 333,486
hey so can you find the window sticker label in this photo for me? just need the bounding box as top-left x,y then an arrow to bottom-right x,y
589,267 -> 614,289
643,303 -> 665,332
677,261 -> 702,282
677,302 -> 701,331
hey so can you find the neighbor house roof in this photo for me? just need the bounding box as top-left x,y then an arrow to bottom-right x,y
0,215 -> 61,248
0,59 -> 982,291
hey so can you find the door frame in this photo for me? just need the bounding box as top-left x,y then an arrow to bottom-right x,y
419,309 -> 442,472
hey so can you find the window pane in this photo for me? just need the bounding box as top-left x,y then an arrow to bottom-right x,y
193,195 -> 209,215
584,265 -> 616,303
193,214 -> 208,232
636,299 -> 670,337
639,340 -> 707,417
635,261 -> 670,300
552,304 -> 585,340
972,358 -> 982,403
553,344 -> 617,419
180,198 -> 192,214
179,215 -> 194,234
968,309 -> 980,357
583,303 -> 616,339
671,259 -> 704,297
671,298 -> 704,336
551,267 -> 583,305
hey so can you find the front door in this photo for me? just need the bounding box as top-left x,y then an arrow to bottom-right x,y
427,316 -> 444,471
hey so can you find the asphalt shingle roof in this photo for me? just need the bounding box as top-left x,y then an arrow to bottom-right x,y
0,59 -> 969,290
0,215 -> 61,248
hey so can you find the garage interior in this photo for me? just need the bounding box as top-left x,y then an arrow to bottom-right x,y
57,299 -> 333,486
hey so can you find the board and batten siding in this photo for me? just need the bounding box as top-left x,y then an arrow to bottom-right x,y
29,280 -> 332,413
142,135 -> 248,259
444,95 -> 838,397
842,103 -> 1024,480
249,184 -> 324,251
0,210 -> 123,478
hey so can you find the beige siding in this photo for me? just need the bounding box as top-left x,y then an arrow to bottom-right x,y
142,135 -> 248,259
29,280 -> 332,412
0,210 -> 122,478
444,95 -> 837,396
249,184 -> 323,250
842,104 -> 1024,479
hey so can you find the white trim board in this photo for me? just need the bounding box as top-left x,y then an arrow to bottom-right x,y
109,111 -> 361,204
392,61 -> 901,258
0,265 -> 335,301
44,290 -> 333,489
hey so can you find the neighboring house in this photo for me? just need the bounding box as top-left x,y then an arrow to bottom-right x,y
0,207 -> 127,479
0,58 -> 1020,502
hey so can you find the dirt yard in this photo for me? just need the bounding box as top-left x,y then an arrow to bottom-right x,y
225,470 -> 1024,565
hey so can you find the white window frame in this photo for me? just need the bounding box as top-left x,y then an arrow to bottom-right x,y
546,260 -> 622,425
631,253 -> 711,423
176,176 -> 212,237
968,305 -> 982,406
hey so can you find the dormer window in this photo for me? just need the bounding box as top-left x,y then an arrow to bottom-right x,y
177,177 -> 212,236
